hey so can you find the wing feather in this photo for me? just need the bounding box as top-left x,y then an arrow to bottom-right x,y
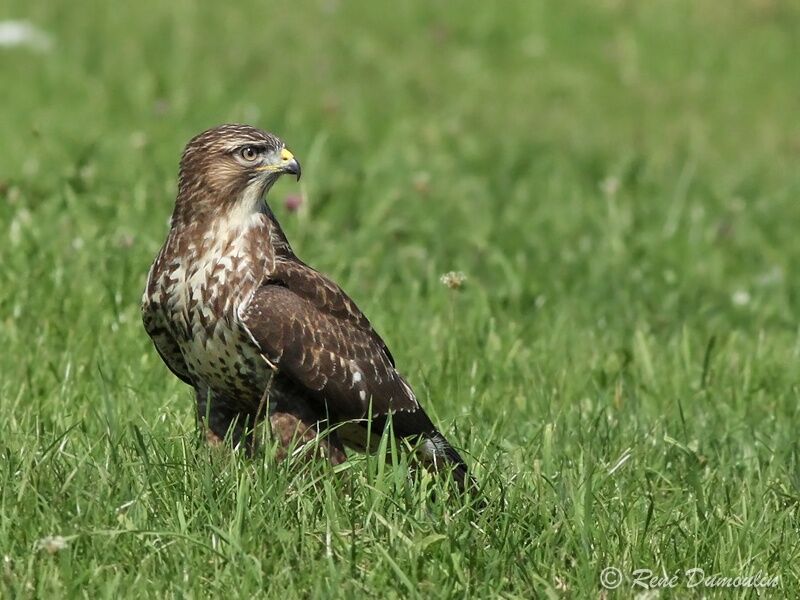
274,261 -> 396,366
240,264 -> 417,421
142,306 -> 193,386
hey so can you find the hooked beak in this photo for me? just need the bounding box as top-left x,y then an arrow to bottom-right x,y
280,147 -> 301,181
255,147 -> 302,181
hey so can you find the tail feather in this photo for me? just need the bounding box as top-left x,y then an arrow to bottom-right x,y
363,407 -> 481,500
422,432 -> 480,497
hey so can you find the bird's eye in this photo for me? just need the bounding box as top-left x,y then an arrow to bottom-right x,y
240,146 -> 259,162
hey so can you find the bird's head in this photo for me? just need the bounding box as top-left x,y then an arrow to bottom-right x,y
174,124 -> 301,224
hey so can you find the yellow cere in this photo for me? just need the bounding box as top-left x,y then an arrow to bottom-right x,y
257,148 -> 295,172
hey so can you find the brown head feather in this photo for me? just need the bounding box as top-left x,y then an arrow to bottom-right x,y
172,124 -> 284,227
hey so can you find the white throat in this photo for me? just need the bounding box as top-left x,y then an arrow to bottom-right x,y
213,183 -> 269,238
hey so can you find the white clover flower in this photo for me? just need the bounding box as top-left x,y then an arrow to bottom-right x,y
36,535 -> 68,554
440,271 -> 467,290
599,176 -> 620,198
731,290 -> 751,307
0,21 -> 52,51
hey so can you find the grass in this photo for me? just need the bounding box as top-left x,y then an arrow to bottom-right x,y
1,0 -> 800,597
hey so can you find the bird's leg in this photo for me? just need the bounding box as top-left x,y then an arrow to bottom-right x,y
269,410 -> 347,465
195,385 -> 255,451
195,384 -> 217,443
268,375 -> 346,465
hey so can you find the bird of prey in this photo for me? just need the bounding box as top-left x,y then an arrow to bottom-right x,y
142,124 -> 474,491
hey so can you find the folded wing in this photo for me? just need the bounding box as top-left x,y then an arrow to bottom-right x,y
240,260 -> 420,423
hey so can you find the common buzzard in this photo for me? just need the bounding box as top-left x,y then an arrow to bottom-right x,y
142,124 -> 475,491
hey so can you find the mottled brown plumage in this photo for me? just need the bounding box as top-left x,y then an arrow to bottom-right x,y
142,124 -> 474,489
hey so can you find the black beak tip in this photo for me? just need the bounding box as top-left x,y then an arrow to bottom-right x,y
290,160 -> 301,181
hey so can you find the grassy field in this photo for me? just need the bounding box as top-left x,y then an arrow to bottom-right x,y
2,0 -> 799,597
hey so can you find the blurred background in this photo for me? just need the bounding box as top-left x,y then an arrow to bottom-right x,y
3,0 -> 799,420
1,0 -> 799,595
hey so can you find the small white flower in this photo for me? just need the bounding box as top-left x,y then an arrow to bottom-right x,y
0,21 -> 52,51
412,171 -> 431,194
599,176 -> 620,198
731,290 -> 750,307
440,271 -> 466,290
36,535 -> 68,554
